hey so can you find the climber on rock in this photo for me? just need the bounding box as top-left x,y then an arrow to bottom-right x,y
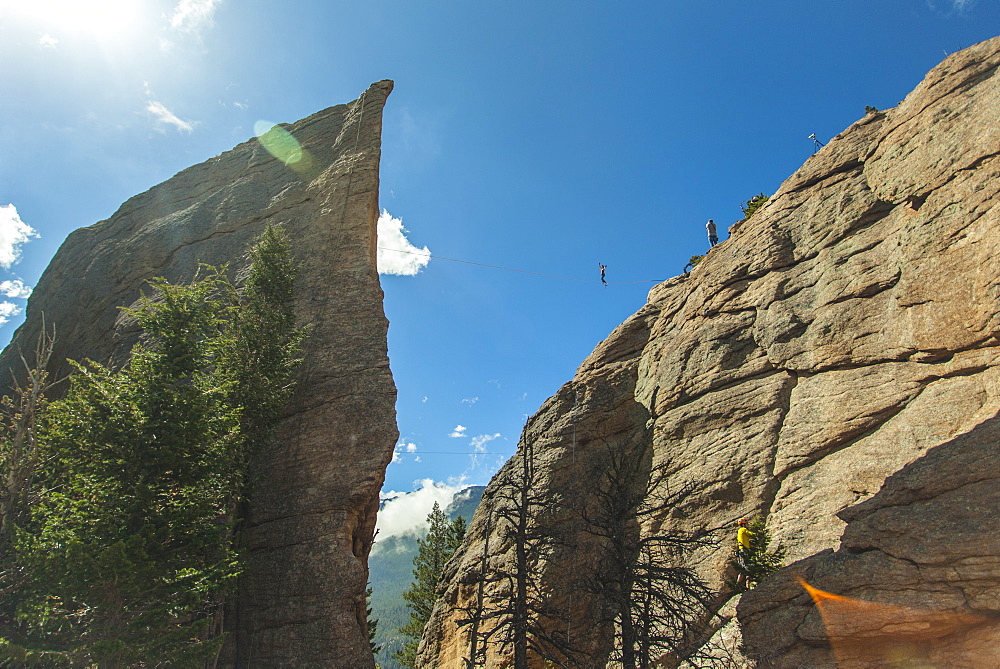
735,518 -> 753,588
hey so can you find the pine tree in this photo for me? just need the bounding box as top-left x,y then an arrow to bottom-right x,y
737,517 -> 785,589
740,193 -> 769,219
394,503 -> 466,667
223,222 -> 309,472
367,584 -> 381,657
2,224 -> 307,665
15,270 -> 243,665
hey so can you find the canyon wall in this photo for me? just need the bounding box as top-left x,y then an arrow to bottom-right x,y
419,36 -> 1000,668
0,81 -> 398,667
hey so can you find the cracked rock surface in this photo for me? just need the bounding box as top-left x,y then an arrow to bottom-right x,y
739,415 -> 1000,668
419,37 -> 1000,667
0,81 -> 398,667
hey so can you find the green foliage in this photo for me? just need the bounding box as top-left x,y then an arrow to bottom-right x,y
367,584 -> 381,656
370,488 -> 484,669
223,223 -> 309,471
394,504 -> 466,668
1,224 -> 307,665
740,193 -> 769,220
684,255 -> 705,274
865,105 -> 880,114
735,517 -> 786,589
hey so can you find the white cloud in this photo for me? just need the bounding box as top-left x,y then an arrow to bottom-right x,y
170,0 -> 222,33
470,433 -> 501,452
0,204 -> 39,269
422,396 -> 429,403
39,34 -> 58,48
469,433 -> 500,469
0,280 -> 32,299
0,302 -> 21,327
449,425 -> 467,438
926,0 -> 978,12
462,397 -> 479,406
146,100 -> 195,133
390,440 -> 418,463
233,101 -> 248,111
377,210 -> 430,276
375,479 -> 466,543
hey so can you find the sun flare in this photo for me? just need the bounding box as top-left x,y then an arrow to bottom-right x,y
9,0 -> 142,41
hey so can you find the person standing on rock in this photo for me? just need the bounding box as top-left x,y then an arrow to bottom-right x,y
707,219 -> 719,248
735,518 -> 753,588
599,263 -> 608,285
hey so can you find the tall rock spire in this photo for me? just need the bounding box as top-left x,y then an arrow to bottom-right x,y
1,80 -> 398,667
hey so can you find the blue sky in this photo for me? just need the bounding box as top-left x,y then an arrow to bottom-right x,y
1,1 -> 998,522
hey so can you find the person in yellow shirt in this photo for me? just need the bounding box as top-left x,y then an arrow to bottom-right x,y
735,518 -> 754,588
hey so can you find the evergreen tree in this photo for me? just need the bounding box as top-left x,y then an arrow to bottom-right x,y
367,584 -> 381,657
1,224 -> 307,666
740,193 -> 769,219
734,517 -> 785,590
223,223 -> 308,473
395,503 -> 466,668
0,324 -> 56,656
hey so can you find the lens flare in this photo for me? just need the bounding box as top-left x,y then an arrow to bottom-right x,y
254,121 -> 315,177
254,121 -> 303,164
797,577 -> 996,667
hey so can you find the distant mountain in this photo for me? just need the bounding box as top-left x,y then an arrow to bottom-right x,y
445,485 -> 485,523
370,486 -> 484,668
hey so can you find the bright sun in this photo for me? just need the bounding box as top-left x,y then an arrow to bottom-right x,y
10,0 -> 142,41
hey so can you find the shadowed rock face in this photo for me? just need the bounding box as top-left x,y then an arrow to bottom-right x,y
0,81 -> 398,667
418,37 -> 1000,668
739,414 -> 1000,668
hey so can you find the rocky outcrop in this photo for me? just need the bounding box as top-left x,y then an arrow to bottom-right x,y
0,81 -> 398,667
418,36 -> 1000,668
739,414 -> 1000,667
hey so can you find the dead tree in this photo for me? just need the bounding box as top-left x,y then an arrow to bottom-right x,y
457,438 -> 582,668
0,323 -> 57,555
579,442 -> 715,669
456,499 -> 494,669
0,323 -> 58,640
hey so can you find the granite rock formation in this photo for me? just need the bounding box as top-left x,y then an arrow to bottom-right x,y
0,81 -> 398,667
417,36 -> 1000,668
739,414 -> 1000,667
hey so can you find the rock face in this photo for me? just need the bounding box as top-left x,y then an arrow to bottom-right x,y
418,37 -> 1000,668
739,415 -> 1000,667
0,81 -> 398,667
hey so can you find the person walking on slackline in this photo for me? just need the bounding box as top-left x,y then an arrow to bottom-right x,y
707,219 -> 719,248
599,263 -> 608,285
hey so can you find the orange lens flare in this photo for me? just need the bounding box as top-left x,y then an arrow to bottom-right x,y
797,577 -> 995,667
